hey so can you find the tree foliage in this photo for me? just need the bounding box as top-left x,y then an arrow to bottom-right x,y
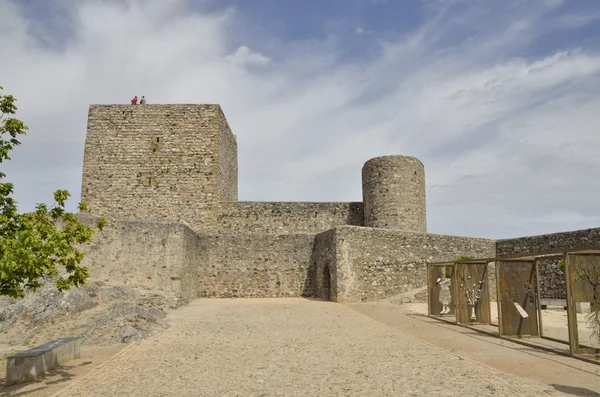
456,255 -> 474,262
0,86 -> 105,298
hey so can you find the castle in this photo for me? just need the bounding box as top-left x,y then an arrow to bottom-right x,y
78,104 -> 600,302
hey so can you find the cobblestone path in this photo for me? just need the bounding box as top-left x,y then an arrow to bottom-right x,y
53,299 -> 565,396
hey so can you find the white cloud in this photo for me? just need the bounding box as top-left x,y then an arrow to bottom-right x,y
226,46 -> 270,66
1,0 -> 600,239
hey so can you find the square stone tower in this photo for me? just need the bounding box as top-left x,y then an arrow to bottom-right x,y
81,104 -> 238,229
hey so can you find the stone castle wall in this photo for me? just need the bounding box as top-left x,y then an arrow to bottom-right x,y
496,227 -> 600,257
214,202 -> 364,235
196,234 -> 316,298
330,227 -> 496,302
79,104 -> 599,304
80,221 -> 496,302
362,156 -> 426,232
538,258 -> 566,299
78,216 -> 198,303
218,117 -> 238,201
313,230 -> 337,301
496,228 -> 600,300
81,104 -> 236,229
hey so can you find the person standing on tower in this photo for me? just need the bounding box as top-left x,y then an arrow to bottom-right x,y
131,96 -> 138,105
140,96 -> 146,105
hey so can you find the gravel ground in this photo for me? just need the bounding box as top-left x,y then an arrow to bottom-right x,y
53,298 -> 566,397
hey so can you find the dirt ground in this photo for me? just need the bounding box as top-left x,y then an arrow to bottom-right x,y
2,299 -> 600,396
349,302 -> 600,395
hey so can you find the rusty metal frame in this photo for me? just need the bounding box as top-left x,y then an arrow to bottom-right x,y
496,259 -> 540,339
495,248 -> 600,365
424,249 -> 600,365
565,253 -> 600,362
426,262 -> 458,323
427,258 -> 493,326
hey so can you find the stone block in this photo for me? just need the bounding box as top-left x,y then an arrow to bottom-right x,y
5,337 -> 81,385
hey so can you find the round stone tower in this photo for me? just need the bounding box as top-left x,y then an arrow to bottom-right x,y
361,155 -> 426,232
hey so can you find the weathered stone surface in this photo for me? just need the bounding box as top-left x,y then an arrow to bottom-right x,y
78,215 -> 198,303
196,233 -> 316,298
81,105 -> 237,230
0,280 -> 175,347
0,280 -> 99,327
495,228 -> 600,300
215,201 -> 363,235
217,118 -> 238,202
362,155 -> 426,232
313,229 -> 337,301
538,258 -> 566,299
496,227 -> 600,257
331,226 -> 496,302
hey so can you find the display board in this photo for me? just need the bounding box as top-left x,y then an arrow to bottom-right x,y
455,262 -> 490,324
427,264 -> 456,318
497,260 -> 540,337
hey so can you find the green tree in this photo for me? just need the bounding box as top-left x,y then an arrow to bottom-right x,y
0,86 -> 105,298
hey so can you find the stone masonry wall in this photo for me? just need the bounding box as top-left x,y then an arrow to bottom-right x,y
496,227 -> 600,257
196,234 -> 316,298
312,230 -> 337,301
538,258 -> 566,299
81,105 -> 232,228
181,223 -> 202,302
213,202 -> 364,235
361,156 -> 427,232
217,111 -> 238,201
78,216 -> 198,302
332,226 -> 496,302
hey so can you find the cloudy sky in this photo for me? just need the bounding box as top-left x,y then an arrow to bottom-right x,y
1,0 -> 600,239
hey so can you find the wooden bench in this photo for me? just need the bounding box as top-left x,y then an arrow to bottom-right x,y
5,337 -> 81,385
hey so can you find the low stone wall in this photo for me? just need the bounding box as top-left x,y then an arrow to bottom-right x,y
496,228 -> 600,300
496,227 -> 600,257
77,216 -> 505,304
79,216 -> 198,301
538,258 -> 566,299
332,226 -> 496,302
196,233 -> 316,298
214,202 -> 364,235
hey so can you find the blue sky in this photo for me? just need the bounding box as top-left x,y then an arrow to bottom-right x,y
1,0 -> 600,239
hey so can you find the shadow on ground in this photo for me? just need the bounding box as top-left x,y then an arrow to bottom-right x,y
552,384 -> 600,397
0,363 -> 85,396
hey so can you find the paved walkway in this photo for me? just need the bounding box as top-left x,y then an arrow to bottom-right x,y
54,299 -> 566,396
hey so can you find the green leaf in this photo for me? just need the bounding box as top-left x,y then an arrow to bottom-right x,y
0,87 -> 107,298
